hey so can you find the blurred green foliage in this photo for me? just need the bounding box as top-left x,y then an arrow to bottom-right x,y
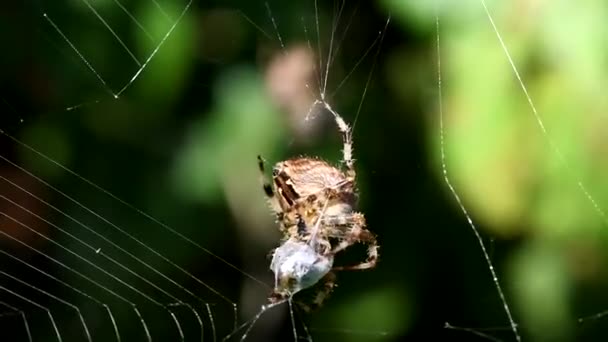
387,1 -> 608,341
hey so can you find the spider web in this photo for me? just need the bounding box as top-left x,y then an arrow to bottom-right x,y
0,0 -> 396,341
431,0 -> 608,341
4,0 -> 608,341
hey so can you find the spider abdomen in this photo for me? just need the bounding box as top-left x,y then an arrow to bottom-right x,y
273,157 -> 353,200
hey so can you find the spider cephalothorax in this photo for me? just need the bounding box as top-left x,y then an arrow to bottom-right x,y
258,101 -> 379,309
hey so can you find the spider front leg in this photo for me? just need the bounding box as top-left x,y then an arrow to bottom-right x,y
306,100 -> 356,178
296,271 -> 337,313
329,213 -> 379,272
323,102 -> 355,178
258,155 -> 283,216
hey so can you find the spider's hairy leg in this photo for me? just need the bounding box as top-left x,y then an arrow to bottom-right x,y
258,155 -> 274,197
324,102 -> 355,178
297,271 -> 337,313
311,271 -> 337,309
332,245 -> 378,271
258,155 -> 283,215
305,100 -> 356,178
331,214 -> 379,271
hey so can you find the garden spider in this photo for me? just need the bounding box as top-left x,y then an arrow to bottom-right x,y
258,100 -> 379,310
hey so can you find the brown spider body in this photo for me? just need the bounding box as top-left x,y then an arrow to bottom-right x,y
271,157 -> 356,239
258,101 -> 378,310
274,157 -> 355,201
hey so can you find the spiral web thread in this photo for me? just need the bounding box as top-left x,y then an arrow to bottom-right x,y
0,0 -> 393,341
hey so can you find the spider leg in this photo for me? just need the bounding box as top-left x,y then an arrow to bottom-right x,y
322,102 -> 355,178
296,271 -> 337,313
310,271 -> 336,310
332,247 -> 378,271
258,155 -> 274,197
305,100 -> 355,178
258,155 -> 283,215
330,214 -> 379,271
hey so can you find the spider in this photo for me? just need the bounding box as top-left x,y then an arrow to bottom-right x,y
258,100 -> 379,310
